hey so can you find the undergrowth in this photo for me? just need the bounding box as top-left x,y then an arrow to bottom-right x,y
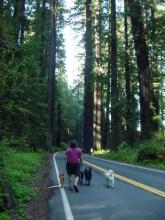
93,132 -> 165,170
0,145 -> 45,220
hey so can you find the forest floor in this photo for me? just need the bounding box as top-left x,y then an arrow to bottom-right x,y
26,153 -> 53,220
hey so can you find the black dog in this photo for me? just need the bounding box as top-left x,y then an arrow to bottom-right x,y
84,166 -> 92,186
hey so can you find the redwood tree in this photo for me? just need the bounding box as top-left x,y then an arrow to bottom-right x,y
93,0 -> 102,150
46,0 -> 57,150
13,0 -> 26,45
83,0 -> 94,153
110,0 -> 119,148
127,0 -> 153,139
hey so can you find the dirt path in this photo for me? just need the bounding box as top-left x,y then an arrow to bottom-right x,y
26,154 -> 53,220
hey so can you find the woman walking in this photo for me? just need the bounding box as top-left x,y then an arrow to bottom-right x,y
65,140 -> 82,192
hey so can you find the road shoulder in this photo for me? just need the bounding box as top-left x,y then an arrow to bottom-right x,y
26,153 -> 53,220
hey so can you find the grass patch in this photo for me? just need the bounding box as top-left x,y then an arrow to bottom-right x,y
0,148 -> 45,219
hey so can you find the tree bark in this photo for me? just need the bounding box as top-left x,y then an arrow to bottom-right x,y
150,7 -> 160,131
0,0 -> 4,47
83,0 -> 94,153
46,0 -> 56,150
40,0 -> 48,77
56,103 -> 62,147
13,0 -> 26,45
124,0 -> 135,144
127,0 -> 153,139
0,0 -> 3,16
110,0 -> 119,148
103,1 -> 111,148
93,0 -> 102,150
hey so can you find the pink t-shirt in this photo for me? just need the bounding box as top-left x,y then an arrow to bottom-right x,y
65,147 -> 82,164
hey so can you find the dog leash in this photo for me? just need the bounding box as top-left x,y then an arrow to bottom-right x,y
34,184 -> 68,190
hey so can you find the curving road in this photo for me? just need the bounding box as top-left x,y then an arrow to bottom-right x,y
49,151 -> 165,220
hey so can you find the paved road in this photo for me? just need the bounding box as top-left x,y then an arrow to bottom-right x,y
49,152 -> 165,220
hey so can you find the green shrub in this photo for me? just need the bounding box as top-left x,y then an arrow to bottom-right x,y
8,137 -> 29,149
114,147 -> 137,163
0,213 -> 11,220
93,143 -> 138,164
157,147 -> 165,163
0,147 -> 44,218
92,149 -> 110,159
137,132 -> 165,163
154,131 -> 165,147
137,146 -> 157,162
13,182 -> 36,202
61,142 -> 68,150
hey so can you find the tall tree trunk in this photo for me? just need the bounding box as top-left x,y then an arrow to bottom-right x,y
46,0 -> 56,150
160,52 -> 165,125
75,84 -> 82,145
0,0 -> 4,46
19,0 -> 25,43
93,0 -> 102,150
0,0 -> 3,16
103,1 -> 111,148
13,0 -> 26,45
110,0 -> 119,148
150,7 -> 160,131
127,0 -> 153,139
143,2 -> 159,132
40,0 -> 48,77
93,79 -> 102,150
83,0 -> 94,153
124,0 -> 135,144
56,103 -> 62,147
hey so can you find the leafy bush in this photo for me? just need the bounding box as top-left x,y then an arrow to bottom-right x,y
0,212 -> 10,220
92,149 -> 110,159
112,147 -> 137,163
137,132 -> 165,163
12,182 -> 35,202
157,147 -> 165,162
61,142 -> 68,150
137,145 -> 157,162
93,143 -> 138,164
8,137 -> 29,149
154,131 -> 165,147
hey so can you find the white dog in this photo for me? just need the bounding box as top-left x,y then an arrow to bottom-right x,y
105,170 -> 115,188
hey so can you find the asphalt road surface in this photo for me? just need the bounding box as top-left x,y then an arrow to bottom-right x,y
49,151 -> 165,220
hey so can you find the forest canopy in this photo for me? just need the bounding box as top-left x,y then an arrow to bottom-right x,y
0,0 -> 165,151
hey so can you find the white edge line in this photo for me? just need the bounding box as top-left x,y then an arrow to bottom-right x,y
86,155 -> 165,174
53,153 -> 74,220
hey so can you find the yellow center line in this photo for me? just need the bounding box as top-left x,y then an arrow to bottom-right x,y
83,160 -> 165,198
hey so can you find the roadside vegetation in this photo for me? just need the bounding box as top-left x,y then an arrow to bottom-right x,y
92,132 -> 165,170
0,141 -> 44,220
